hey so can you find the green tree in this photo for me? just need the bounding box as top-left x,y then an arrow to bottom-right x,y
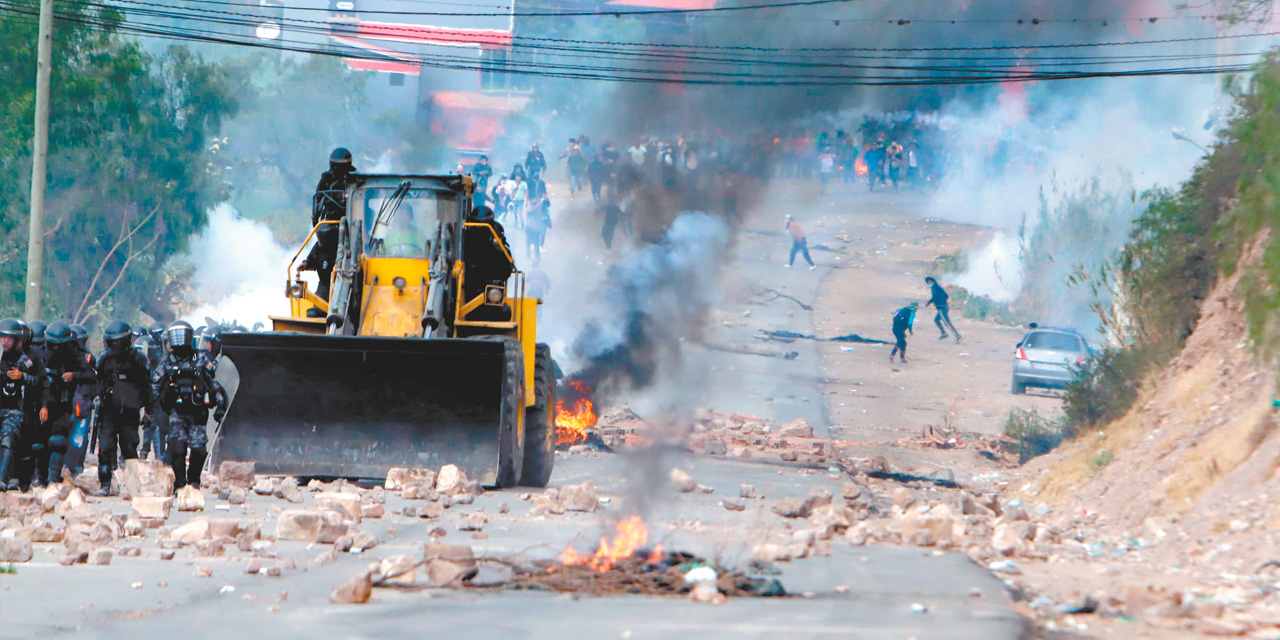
0,5 -> 237,326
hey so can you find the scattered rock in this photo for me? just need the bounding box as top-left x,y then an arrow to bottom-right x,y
669,468 -> 697,493
360,503 -> 385,519
159,550 -> 176,561
123,459 -> 175,498
752,543 -> 792,563
722,498 -> 746,512
252,477 -> 276,496
351,530 -> 378,552
423,544 -> 477,586
891,487 -> 915,510
175,486 -> 205,512
458,511 -> 487,532
85,548 -> 113,565
704,440 -> 728,456
840,482 -> 862,500
130,496 -> 174,520
415,504 -> 445,519
227,488 -> 247,505
771,498 -> 812,519
316,493 -> 363,523
739,484 -> 757,499
330,572 -> 372,604
378,554 -> 419,585
991,521 -> 1034,557
276,509 -> 327,542
779,418 -> 812,438
0,536 -> 33,562
385,468 -> 436,492
217,461 -> 255,490
435,465 -> 467,495
171,518 -> 211,545
559,482 -> 598,512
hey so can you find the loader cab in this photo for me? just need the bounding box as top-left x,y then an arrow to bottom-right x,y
357,180 -> 460,259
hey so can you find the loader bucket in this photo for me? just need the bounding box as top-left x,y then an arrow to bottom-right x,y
211,332 -> 510,485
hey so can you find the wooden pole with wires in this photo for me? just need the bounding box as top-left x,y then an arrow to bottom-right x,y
24,0 -> 54,320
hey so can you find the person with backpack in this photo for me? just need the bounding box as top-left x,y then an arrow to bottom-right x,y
889,302 -> 917,363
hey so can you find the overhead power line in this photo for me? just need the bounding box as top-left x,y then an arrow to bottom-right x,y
0,0 -> 1263,86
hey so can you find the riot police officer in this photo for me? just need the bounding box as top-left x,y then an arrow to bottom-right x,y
94,320 -> 151,495
304,147 -> 359,302
39,321 -> 96,485
17,320 -> 48,490
0,319 -> 41,491
138,321 -> 168,459
152,321 -> 226,490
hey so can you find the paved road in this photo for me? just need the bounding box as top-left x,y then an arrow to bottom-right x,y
0,185 -> 1027,640
1,453 -> 1024,640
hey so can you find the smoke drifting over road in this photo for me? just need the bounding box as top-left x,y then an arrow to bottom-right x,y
566,212 -> 732,404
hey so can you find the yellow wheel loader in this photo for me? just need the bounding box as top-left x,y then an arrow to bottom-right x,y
210,174 -> 556,487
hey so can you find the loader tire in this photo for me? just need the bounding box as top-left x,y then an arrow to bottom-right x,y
481,336 -> 525,488
520,344 -> 556,487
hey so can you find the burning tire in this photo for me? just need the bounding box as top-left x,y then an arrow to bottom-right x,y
519,343 -> 555,487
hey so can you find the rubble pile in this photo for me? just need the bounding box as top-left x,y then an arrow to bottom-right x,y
573,406 -> 832,466
771,458 -> 1280,638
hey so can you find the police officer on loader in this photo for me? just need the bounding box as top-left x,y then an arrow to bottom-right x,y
152,321 -> 226,490
303,147 -> 359,305
39,321 -> 97,485
94,320 -> 151,495
0,319 -> 41,491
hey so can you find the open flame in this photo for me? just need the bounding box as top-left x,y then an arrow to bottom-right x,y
560,515 -> 661,573
554,380 -> 597,446
854,155 -> 869,176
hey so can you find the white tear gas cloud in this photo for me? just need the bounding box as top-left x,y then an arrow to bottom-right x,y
181,203 -> 295,327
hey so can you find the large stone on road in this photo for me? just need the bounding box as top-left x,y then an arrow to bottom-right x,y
330,572 -> 372,604
0,536 -> 33,562
217,461 -> 255,490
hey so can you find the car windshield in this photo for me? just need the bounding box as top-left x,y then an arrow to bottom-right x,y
1024,332 -> 1085,352
358,187 -> 457,258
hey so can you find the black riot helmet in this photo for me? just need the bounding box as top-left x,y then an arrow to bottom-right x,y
44,321 -> 77,352
329,147 -> 354,174
148,321 -> 165,344
203,328 -> 223,359
70,324 -> 89,350
103,320 -> 133,353
470,205 -> 495,222
28,320 -> 47,348
165,320 -> 195,354
0,318 -> 26,348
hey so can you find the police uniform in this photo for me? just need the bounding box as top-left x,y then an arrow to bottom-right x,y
152,348 -> 226,489
41,337 -> 97,485
306,148 -> 358,301
137,333 -> 167,458
95,342 -> 151,487
1,332 -> 40,491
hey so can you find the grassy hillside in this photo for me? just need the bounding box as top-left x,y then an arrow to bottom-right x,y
1064,51 -> 1280,430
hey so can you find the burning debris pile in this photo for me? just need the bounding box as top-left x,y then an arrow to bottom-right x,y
495,515 -> 785,601
553,379 -> 600,449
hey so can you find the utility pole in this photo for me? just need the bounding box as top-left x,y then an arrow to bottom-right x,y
24,0 -> 54,320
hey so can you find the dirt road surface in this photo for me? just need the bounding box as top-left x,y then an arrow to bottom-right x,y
0,181 -> 1050,639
